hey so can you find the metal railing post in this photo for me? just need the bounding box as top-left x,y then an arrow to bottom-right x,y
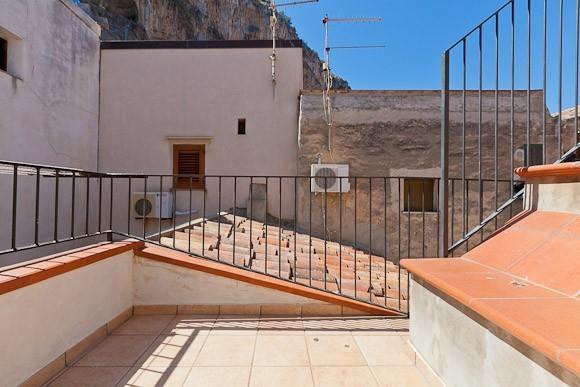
439,51 -> 450,257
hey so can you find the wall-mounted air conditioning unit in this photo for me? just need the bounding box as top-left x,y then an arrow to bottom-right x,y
311,164 -> 350,193
131,192 -> 173,219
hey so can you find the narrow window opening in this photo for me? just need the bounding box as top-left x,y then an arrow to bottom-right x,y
238,118 -> 246,135
0,37 -> 7,72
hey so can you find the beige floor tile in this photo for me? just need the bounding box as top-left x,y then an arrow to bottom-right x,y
194,335 -> 256,366
371,366 -> 430,387
162,315 -> 216,336
306,335 -> 367,366
75,335 -> 157,367
344,318 -> 409,334
48,366 -> 130,387
258,317 -> 305,335
249,366 -> 313,387
184,366 -> 251,387
211,315 -> 259,335
112,315 -> 175,336
311,366 -> 378,387
354,336 -> 416,366
303,317 -> 355,335
253,335 -> 310,366
117,366 -> 191,387
136,334 -> 208,367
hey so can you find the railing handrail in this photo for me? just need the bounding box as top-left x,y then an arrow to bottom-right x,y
446,0 -> 513,52
441,0 -> 580,256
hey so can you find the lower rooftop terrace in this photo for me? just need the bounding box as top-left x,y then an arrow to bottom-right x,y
0,160 -> 579,386
1,0 -> 580,385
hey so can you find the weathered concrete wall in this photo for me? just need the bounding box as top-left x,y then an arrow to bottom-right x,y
296,90 -> 572,258
0,0 -> 102,264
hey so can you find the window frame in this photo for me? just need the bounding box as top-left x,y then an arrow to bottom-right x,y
172,144 -> 205,190
403,178 -> 437,213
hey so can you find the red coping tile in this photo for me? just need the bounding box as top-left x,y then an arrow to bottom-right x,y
515,161 -> 580,179
1,267 -> 42,278
559,350 -> 580,377
0,240 -> 142,296
424,271 -> 561,307
509,211 -> 578,234
508,235 -> 580,296
27,261 -> 65,271
0,275 -> 16,284
463,228 -> 550,271
562,217 -> 580,236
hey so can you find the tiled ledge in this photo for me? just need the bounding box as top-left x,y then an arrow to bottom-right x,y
516,161 -> 580,180
134,245 -> 402,317
0,240 -> 143,296
401,257 -> 580,381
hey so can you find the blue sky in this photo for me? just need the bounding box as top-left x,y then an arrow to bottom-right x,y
281,0 -> 580,112
281,0 -> 507,90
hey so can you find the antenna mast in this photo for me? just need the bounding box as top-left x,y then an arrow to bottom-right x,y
322,16 -> 384,150
269,0 -> 318,84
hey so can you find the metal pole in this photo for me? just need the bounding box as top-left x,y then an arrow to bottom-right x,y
439,51 -> 450,257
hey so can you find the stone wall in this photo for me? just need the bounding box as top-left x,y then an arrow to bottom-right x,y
296,90 -> 575,258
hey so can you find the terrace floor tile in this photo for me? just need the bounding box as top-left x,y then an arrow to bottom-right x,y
112,315 -> 175,336
184,366 -> 251,387
75,335 -> 156,367
48,315 -> 438,386
47,366 -> 130,387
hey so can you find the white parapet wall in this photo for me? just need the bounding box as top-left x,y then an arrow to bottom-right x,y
409,279 -> 567,387
0,251 -> 133,387
133,255 -> 327,307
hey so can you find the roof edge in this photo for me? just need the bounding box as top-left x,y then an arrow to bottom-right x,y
101,39 -> 303,50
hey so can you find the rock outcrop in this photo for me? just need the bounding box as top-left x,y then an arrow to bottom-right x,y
79,0 -> 349,89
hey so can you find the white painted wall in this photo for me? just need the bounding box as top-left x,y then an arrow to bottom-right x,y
99,46 -> 303,234
0,0 -> 100,168
409,279 -> 568,387
0,252 -> 133,387
524,179 -> 580,214
0,0 -> 102,264
133,255 -> 325,306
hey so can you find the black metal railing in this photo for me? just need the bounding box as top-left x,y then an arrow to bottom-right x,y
0,159 -> 444,314
440,0 -> 580,256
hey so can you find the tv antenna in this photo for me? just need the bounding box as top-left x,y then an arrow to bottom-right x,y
321,16 -> 384,149
269,0 -> 319,84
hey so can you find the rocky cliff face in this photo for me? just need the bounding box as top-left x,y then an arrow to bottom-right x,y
80,0 -> 349,89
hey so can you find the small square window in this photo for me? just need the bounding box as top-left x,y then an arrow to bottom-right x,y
0,37 -> 7,72
238,118 -> 246,135
403,179 -> 436,212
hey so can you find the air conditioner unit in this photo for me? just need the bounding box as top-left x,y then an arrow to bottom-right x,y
131,192 -> 173,219
311,164 -> 351,193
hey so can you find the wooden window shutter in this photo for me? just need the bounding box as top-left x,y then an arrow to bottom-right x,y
173,144 -> 205,189
404,179 -> 435,212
